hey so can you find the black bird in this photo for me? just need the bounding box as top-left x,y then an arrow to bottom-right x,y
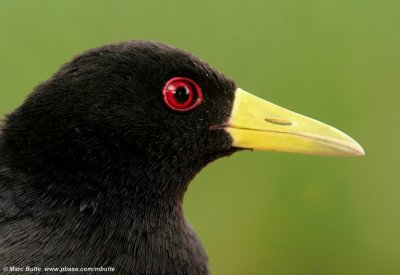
0,41 -> 364,274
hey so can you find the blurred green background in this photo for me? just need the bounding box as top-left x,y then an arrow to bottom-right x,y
1,1 -> 399,274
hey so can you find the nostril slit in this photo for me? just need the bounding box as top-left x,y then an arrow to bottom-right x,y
264,118 -> 293,126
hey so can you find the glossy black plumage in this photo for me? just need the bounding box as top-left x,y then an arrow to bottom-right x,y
0,41 -> 238,274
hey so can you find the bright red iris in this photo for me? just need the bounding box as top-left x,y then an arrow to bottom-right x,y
162,77 -> 203,111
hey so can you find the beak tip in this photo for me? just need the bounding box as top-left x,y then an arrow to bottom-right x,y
345,138 -> 365,156
354,144 -> 366,156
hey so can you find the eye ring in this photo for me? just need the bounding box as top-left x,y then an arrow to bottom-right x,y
162,77 -> 203,112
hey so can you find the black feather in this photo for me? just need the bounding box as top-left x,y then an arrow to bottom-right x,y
0,41 -> 238,274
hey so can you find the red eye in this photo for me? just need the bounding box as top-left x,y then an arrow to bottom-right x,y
162,77 -> 203,111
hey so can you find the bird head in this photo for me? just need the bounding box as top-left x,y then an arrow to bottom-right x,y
1,41 -> 364,207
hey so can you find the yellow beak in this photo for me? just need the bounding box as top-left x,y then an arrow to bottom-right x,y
225,88 -> 365,156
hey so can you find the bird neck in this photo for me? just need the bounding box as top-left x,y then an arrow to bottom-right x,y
0,130 -> 195,213
2,157 -> 193,219
0,161 -> 210,274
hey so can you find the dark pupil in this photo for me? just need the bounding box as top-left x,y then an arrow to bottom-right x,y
174,86 -> 190,103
